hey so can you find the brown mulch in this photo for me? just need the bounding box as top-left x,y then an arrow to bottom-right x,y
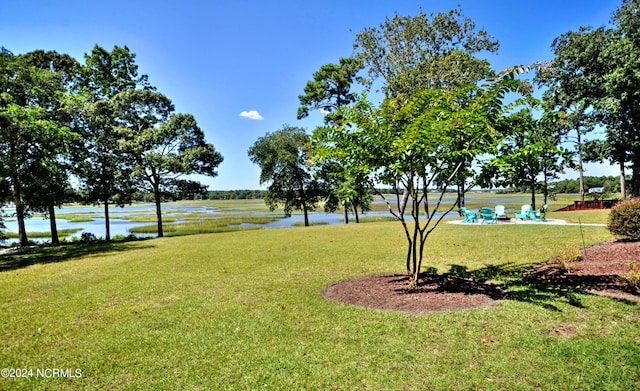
323,240 -> 640,315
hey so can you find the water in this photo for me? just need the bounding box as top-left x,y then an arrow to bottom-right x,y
1,203 -> 214,243
1,200 -> 456,245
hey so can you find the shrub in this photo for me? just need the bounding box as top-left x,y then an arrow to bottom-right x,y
623,261 -> 640,291
80,232 -> 97,242
549,246 -> 582,272
607,198 -> 640,240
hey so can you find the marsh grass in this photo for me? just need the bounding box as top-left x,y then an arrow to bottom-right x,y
55,213 -> 97,223
358,215 -> 397,223
292,221 -> 329,227
3,228 -> 82,239
128,216 -> 280,236
1,221 -> 636,390
121,214 -> 179,223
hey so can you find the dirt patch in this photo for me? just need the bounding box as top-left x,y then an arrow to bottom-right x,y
324,240 -> 640,314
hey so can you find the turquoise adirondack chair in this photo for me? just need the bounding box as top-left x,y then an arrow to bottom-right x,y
494,205 -> 507,219
514,205 -> 531,220
480,207 -> 497,224
460,207 -> 478,223
531,204 -> 548,221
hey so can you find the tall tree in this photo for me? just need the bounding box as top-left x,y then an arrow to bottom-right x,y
248,125 -> 324,227
542,0 -> 640,197
19,50 -> 82,244
297,57 -> 363,125
298,57 -> 368,223
488,98 -> 570,208
604,0 -> 640,196
538,27 -> 607,201
353,7 -> 499,97
353,7 -> 499,210
0,50 -> 78,246
77,45 -> 150,240
114,89 -> 223,237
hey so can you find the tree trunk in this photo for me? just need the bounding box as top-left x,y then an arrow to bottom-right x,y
576,125 -> 584,202
343,205 -> 349,224
631,162 -> 640,197
353,204 -> 360,223
633,162 -> 640,198
154,186 -> 164,237
302,203 -> 309,227
457,181 -> 465,212
619,156 -> 627,200
104,198 -> 111,241
530,178 -> 537,210
12,177 -> 29,247
48,203 -> 59,245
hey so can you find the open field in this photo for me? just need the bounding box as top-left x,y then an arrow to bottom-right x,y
1,212 -> 638,390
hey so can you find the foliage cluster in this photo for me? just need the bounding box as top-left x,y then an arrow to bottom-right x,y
0,45 -> 223,245
607,197 -> 640,240
624,261 -> 640,290
550,176 -> 625,194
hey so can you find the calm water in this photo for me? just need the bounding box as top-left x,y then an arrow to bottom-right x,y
1,199 -> 458,244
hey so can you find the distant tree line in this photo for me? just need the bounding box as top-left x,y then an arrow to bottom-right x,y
206,190 -> 267,200
1,45 -> 223,246
549,176 -> 627,195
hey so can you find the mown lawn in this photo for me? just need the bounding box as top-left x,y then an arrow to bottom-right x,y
0,218 -> 638,390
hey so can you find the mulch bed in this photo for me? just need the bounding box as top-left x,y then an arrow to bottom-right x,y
323,240 -> 640,315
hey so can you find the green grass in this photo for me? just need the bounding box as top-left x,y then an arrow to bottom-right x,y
1,220 -> 637,390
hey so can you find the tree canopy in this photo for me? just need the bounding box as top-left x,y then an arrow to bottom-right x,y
353,7 -> 498,97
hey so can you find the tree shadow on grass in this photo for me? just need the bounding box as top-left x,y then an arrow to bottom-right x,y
414,262 -> 638,311
0,240 -> 154,272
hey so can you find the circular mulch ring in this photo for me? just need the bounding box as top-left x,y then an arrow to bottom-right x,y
324,273 -> 504,315
324,240 -> 640,315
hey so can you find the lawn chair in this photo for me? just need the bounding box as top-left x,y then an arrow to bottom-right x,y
480,207 -> 497,224
494,205 -> 507,219
460,207 -> 478,223
514,205 -> 531,221
531,204 -> 548,221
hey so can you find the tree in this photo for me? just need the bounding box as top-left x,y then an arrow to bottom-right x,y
603,0 -> 640,196
0,50 -> 79,246
488,98 -> 570,208
313,69 -> 526,287
353,7 -> 499,97
114,89 -> 223,237
353,7 -> 499,210
538,27 -> 607,202
297,57 -> 363,125
542,0 -> 640,197
76,45 -> 150,240
248,125 -> 324,227
19,50 -> 83,244
315,159 -> 372,223
298,57 -> 370,223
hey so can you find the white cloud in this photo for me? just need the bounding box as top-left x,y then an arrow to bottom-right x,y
320,109 -> 330,115
239,110 -> 263,120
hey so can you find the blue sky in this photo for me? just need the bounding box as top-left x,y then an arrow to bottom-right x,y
2,0 -> 623,190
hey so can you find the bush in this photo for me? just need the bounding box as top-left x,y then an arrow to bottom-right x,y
624,261 -> 640,291
607,198 -> 640,240
80,232 -> 97,242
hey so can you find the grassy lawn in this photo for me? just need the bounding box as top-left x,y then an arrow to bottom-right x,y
1,218 -> 637,390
